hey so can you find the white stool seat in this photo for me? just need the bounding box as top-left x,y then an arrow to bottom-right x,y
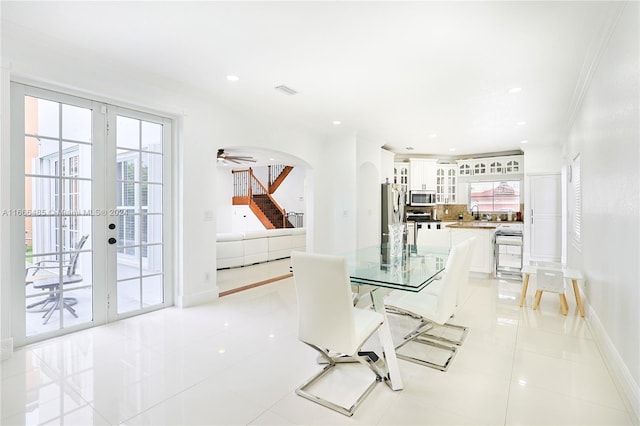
519,264 -> 585,317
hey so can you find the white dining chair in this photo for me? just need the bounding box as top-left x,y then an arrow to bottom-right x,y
415,237 -> 475,346
290,251 -> 388,417
384,239 -> 471,371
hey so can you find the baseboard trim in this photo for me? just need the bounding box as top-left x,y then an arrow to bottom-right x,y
587,304 -> 640,423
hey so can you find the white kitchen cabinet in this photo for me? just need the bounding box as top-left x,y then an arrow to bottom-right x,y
409,158 -> 437,191
473,160 -> 488,176
457,155 -> 523,177
416,223 -> 451,248
458,162 -> 472,177
488,159 -> 504,174
393,162 -> 410,196
504,157 -> 522,174
450,228 -> 495,275
436,164 -> 457,203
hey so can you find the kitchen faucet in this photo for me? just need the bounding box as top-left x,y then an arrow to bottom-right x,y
470,204 -> 480,220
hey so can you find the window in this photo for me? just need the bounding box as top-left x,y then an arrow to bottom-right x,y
469,180 -> 521,212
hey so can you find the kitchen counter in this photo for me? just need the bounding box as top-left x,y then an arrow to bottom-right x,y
447,221 -> 523,275
447,221 -> 499,229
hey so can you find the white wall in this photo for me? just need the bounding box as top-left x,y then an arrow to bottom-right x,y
0,22 -> 361,353
309,133 -> 358,255
216,166 -> 235,232
274,166 -> 306,216
523,145 -> 563,173
356,136 -> 389,249
565,2 -> 639,418
380,148 -> 395,184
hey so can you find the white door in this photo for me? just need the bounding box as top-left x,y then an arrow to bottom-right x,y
530,174 -> 561,261
11,84 -> 172,345
106,107 -> 171,320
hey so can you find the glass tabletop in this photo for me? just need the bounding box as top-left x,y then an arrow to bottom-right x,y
345,244 -> 449,292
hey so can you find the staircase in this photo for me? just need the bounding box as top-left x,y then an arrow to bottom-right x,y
232,166 -> 296,229
268,165 -> 294,193
252,194 -> 294,229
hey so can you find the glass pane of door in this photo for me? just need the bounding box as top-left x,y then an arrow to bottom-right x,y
114,114 -> 164,314
24,95 -> 94,336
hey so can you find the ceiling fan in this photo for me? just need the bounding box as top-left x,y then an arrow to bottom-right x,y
217,149 -> 256,164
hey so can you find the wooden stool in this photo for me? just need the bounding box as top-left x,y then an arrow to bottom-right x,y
519,265 -> 585,317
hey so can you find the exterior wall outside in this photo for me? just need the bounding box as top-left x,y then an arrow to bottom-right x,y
565,2 -> 639,419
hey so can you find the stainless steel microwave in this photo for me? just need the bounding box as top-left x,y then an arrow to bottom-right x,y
409,190 -> 436,206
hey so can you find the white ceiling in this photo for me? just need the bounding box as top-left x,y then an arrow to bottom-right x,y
2,1 -> 619,160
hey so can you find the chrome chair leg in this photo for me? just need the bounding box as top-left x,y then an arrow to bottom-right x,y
296,343 -> 384,417
420,322 -> 469,346
395,335 -> 458,372
388,307 -> 462,372
390,307 -> 469,346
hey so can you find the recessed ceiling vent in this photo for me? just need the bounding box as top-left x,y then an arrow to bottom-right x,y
274,85 -> 298,96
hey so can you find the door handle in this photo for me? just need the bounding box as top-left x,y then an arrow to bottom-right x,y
108,237 -> 117,245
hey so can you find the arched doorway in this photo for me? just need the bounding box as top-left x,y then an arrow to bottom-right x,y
215,146 -> 311,295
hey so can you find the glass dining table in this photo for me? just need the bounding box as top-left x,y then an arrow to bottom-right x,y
346,244 -> 449,291
343,243 -> 450,391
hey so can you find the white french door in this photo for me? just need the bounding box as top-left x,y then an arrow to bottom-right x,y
11,83 -> 172,345
106,106 -> 171,320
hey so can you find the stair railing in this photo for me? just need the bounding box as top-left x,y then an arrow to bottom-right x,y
249,172 -> 268,197
232,168 -> 288,228
268,165 -> 285,188
232,169 -> 251,200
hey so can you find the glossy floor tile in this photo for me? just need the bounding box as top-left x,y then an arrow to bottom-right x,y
2,262 -> 636,425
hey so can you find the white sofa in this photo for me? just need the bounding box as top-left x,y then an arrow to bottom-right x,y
216,228 -> 306,269
267,228 -> 307,261
216,232 -> 245,269
242,230 -> 270,265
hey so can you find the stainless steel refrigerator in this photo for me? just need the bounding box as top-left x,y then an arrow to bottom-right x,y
381,182 -> 407,244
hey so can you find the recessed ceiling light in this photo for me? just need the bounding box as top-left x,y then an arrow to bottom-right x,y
406,146 -> 415,151
226,75 -> 239,82
428,133 -> 438,138
520,140 -> 529,144
332,120 -> 341,125
449,148 -> 456,152
508,87 -> 522,94
517,121 -> 527,126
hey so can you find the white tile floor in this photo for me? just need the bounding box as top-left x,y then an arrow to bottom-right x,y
2,260 -> 636,425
